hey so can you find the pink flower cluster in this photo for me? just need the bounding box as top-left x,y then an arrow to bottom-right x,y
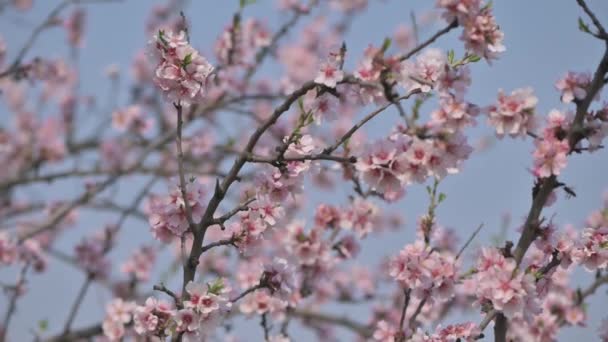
146,179 -> 206,240
555,71 -> 591,103
105,279 -> 232,341
437,0 -> 505,61
151,30 -> 214,105
574,204 -> 608,271
74,226 -> 116,278
485,87 -> 538,138
409,322 -> 481,342
0,233 -> 47,272
102,298 -> 136,341
356,134 -> 472,196
464,247 -> 540,319
133,297 -> 175,337
112,105 -> 154,135
215,18 -> 271,66
120,245 -> 156,282
532,110 -> 570,178
239,258 -> 297,317
389,241 -> 458,301
314,55 -> 344,88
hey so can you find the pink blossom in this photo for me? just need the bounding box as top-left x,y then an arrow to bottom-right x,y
555,72 -> 590,103
373,320 -> 399,341
486,87 -> 537,138
102,318 -> 125,341
175,308 -> 199,333
436,0 -> 481,23
460,6 -> 505,61
121,245 -> 156,281
64,8 -> 86,47
400,48 -> 446,93
133,297 -> 173,336
314,62 -> 344,88
112,105 -> 153,134
532,136 -> 569,178
106,298 -> 136,324
0,233 -> 18,265
389,240 -> 458,301
152,30 -> 214,106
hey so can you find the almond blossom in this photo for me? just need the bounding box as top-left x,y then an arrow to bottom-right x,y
152,30 -> 214,105
486,87 -> 538,138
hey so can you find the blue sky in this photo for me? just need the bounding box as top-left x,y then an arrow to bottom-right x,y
1,0 -> 607,340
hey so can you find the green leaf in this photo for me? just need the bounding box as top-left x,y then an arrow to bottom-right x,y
481,0 -> 493,11
38,319 -> 49,332
240,0 -> 257,8
157,29 -> 168,46
447,50 -> 455,65
182,53 -> 193,69
381,37 -> 392,53
438,192 -> 447,203
578,17 -> 591,33
207,278 -> 225,295
426,185 -> 432,195
467,54 -> 482,63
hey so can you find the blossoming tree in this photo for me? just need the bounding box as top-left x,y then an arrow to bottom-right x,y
1,0 -> 607,341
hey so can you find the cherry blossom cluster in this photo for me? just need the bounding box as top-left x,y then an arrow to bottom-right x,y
112,105 -> 154,135
239,258 -> 297,318
0,233 -> 47,272
555,71 -> 591,103
462,247 -> 540,319
120,245 -> 157,282
146,179 -> 206,240
102,298 -> 136,341
389,240 -> 458,302
151,30 -> 214,105
409,322 -> 481,342
532,110 -> 571,178
436,0 -> 505,61
485,87 -> 538,138
215,18 -> 271,66
74,225 -> 116,278
356,134 -> 472,198
2,1 -> 608,341
573,198 -> 608,271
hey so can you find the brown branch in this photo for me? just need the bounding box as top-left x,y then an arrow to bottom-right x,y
200,234 -> 241,253
477,34 -> 608,339
44,323 -> 102,342
174,103 -> 196,232
153,283 -> 183,308
210,197 -> 256,227
181,80 -> 318,299
397,289 -> 411,341
494,313 -> 507,342
0,263 -> 29,342
289,308 -> 373,338
576,0 -> 608,40
62,276 -> 93,335
230,283 -> 267,303
323,89 -> 422,155
408,296 -> 428,327
398,20 -> 458,61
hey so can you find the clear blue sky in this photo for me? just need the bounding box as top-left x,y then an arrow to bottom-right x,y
1,0 -> 607,341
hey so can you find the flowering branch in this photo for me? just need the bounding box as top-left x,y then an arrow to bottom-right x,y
153,283 -> 182,308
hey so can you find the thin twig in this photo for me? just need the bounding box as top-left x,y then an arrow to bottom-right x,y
455,223 -> 484,260
153,283 -> 183,308
62,276 -> 93,334
398,20 -> 458,61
